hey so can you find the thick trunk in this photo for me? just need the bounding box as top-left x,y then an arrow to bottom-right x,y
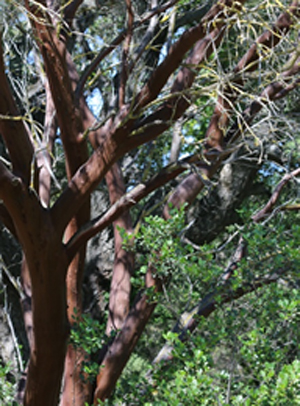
9,194 -> 71,406
24,241 -> 69,406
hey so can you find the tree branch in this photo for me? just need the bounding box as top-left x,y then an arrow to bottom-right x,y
128,26 -> 225,148
36,79 -> 57,207
204,0 -> 300,151
166,57 -> 300,215
134,0 -> 246,111
105,162 -> 135,335
64,0 -> 84,26
0,35 -> 34,184
94,266 -> 162,402
65,154 -> 208,259
119,0 -> 134,108
75,0 -> 180,97
252,167 -> 300,222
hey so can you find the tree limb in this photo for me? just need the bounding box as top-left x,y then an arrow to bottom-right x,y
0,35 -> 34,185
105,162 -> 135,335
252,167 -> 300,222
75,0 -> 181,97
65,154 -> 209,259
134,0 -> 246,110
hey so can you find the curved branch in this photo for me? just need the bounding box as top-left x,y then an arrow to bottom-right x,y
153,267 -> 285,365
128,26 -> 225,148
252,167 -> 300,222
64,0 -> 84,26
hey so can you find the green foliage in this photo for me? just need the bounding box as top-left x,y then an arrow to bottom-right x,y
108,206 -> 300,405
70,310 -> 106,382
110,279 -> 300,405
127,206 -> 188,288
0,363 -> 17,406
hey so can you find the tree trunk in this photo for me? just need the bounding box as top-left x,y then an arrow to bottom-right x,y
24,235 -> 69,406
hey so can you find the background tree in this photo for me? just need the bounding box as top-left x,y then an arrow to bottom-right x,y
0,0 -> 299,405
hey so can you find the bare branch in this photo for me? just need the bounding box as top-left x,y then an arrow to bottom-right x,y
129,26 -> 225,148
205,0 -> 300,151
36,80 -> 57,207
134,0 -> 246,110
167,57 -> 300,214
94,266 -> 162,402
252,167 -> 300,222
75,0 -> 180,97
225,56 -> 300,145
119,0 -> 134,108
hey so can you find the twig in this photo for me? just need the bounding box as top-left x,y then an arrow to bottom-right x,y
75,0 -> 180,97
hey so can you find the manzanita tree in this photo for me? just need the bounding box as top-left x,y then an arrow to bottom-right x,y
0,0 -> 299,405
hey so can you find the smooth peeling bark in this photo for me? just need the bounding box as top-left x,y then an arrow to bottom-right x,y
60,216 -> 92,406
17,80 -> 58,404
60,343 -> 92,406
2,189 -> 70,406
37,79 -> 57,208
94,269 -> 161,403
105,163 -> 134,335
24,246 -> 69,406
20,258 -> 34,350
0,168 -> 69,406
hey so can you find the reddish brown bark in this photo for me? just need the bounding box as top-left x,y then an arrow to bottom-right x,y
23,3 -> 92,404
0,168 -> 70,406
0,38 -> 33,184
36,80 -> 57,208
105,164 -> 134,335
0,1 -> 299,405
252,167 -> 300,222
94,267 -> 162,403
60,218 -> 91,406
